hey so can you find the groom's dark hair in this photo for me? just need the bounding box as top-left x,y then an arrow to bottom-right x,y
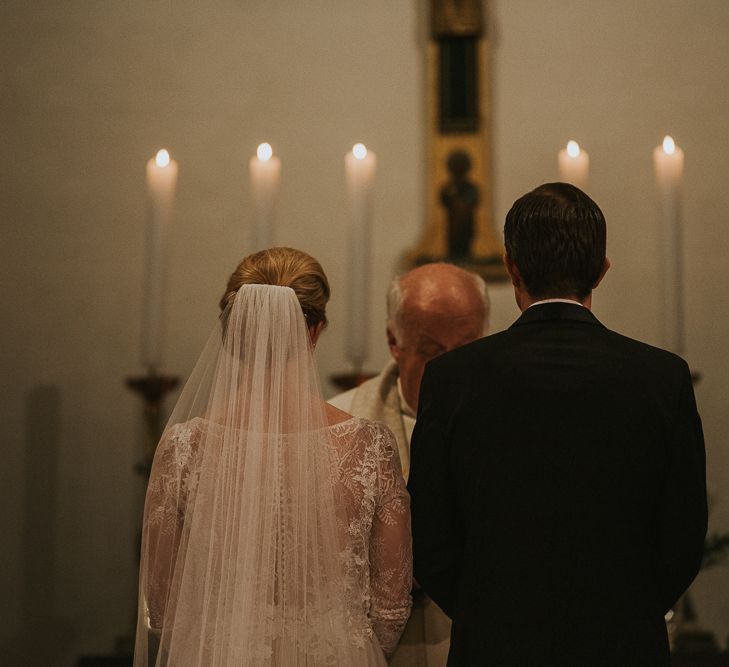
504,182 -> 606,300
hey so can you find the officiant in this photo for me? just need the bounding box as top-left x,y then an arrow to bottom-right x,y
329,262 -> 489,666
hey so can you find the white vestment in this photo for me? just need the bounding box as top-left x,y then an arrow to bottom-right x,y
330,360 -> 452,667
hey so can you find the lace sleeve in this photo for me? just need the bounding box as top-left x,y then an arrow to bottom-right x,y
368,423 -> 413,657
140,421 -> 201,630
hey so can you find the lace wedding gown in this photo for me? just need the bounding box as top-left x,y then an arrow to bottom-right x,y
326,416 -> 413,657
140,414 -> 412,665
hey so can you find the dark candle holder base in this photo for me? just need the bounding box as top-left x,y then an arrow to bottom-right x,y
125,373 -> 179,477
111,371 -> 180,658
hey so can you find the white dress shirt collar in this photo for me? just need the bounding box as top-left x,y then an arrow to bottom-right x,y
528,298 -> 585,309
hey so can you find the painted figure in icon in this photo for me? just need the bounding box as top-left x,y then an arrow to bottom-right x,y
440,150 -> 479,259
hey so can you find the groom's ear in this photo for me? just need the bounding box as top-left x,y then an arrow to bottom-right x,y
593,257 -> 611,289
504,253 -> 522,289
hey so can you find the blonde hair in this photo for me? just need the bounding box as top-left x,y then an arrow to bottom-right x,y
220,247 -> 330,326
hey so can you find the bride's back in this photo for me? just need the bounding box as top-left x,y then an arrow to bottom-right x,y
135,248 -> 411,666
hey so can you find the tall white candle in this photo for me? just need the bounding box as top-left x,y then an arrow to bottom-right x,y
558,140 -> 590,191
653,135 -> 685,354
142,148 -> 178,372
249,142 -> 281,251
345,143 -> 377,371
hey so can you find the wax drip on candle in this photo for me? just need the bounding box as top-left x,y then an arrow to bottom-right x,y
353,143 -> 368,160
566,140 -> 580,158
257,142 -> 273,162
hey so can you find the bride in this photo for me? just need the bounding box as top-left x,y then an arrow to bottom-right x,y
134,247 -> 412,666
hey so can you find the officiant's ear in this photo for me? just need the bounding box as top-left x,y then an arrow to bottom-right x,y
503,253 -> 523,289
387,327 -> 401,360
593,257 -> 611,289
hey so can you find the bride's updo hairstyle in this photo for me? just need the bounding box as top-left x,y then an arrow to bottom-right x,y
220,247 -> 330,328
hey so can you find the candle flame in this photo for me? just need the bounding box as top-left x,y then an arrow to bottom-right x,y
662,135 -> 676,155
353,143 -> 367,160
155,149 -> 171,168
257,142 -> 273,162
566,140 -> 580,158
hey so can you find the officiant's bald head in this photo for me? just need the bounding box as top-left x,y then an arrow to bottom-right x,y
387,263 -> 489,412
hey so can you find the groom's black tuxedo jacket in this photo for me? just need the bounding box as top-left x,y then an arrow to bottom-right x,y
408,302 -> 706,667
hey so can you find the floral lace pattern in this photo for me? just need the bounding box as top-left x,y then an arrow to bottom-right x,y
328,417 -> 413,656
143,416 -> 412,660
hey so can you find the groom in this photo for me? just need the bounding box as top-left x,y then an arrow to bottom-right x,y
408,183 -> 707,666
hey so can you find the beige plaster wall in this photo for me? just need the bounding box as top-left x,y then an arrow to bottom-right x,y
1,1 -> 727,662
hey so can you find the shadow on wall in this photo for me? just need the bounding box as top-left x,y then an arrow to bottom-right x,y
0,385 -> 75,666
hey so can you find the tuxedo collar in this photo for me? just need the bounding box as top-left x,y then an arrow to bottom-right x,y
510,301 -> 605,329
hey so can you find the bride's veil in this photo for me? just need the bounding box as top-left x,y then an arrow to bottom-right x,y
134,284 -> 371,665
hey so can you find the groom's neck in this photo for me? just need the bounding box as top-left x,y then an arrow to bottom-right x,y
517,290 -> 592,312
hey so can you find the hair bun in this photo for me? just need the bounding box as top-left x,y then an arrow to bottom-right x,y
220,248 -> 330,327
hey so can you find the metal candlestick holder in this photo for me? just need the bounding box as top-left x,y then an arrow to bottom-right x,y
104,370 -> 180,658
125,371 -> 179,477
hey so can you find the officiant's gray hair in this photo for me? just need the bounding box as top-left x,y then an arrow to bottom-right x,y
386,263 -> 490,343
